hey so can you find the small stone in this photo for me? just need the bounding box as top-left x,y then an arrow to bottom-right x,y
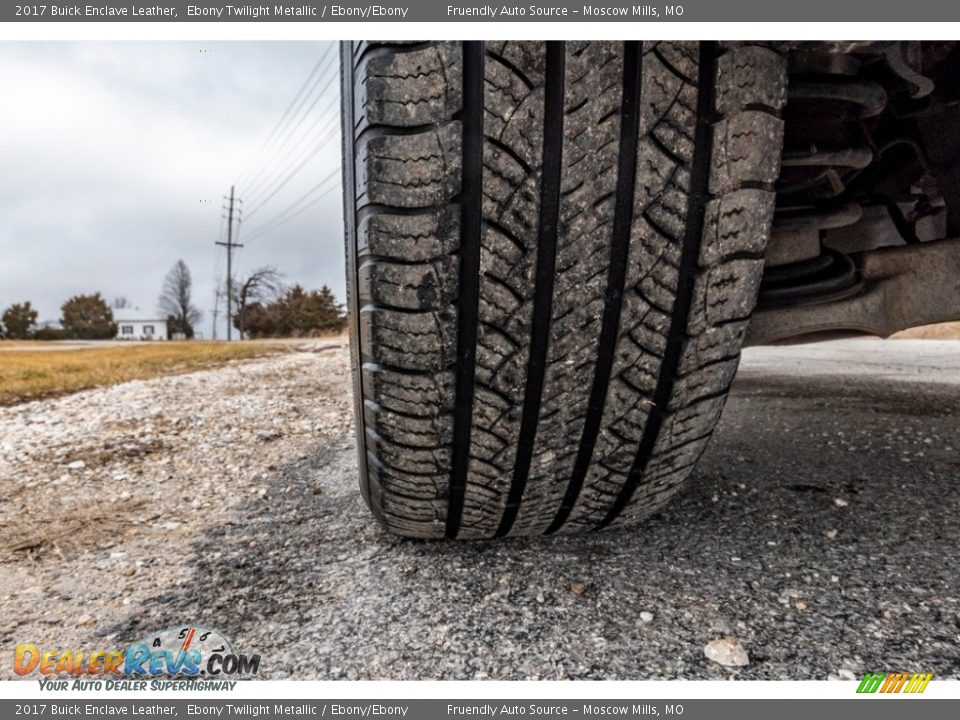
834,498 -> 849,507
122,566 -> 136,577
569,582 -> 587,596
639,611 -> 654,623
67,460 -> 86,470
795,601 -> 808,612
833,668 -> 857,681
483,576 -> 511,603
825,529 -> 838,539
704,637 -> 750,667
76,614 -> 96,627
536,592 -> 545,603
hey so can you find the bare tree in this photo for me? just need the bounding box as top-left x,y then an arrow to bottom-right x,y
232,266 -> 284,340
158,259 -> 203,339
112,296 -> 131,310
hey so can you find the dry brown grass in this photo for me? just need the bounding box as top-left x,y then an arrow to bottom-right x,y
0,341 -> 289,406
891,321 -> 960,340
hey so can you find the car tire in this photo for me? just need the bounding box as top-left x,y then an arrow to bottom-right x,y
341,41 -> 786,539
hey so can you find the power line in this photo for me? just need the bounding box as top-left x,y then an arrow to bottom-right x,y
234,47 -> 333,188
243,59 -> 338,195
243,181 -> 340,244
243,120 -> 342,221
242,166 -> 340,241
242,90 -> 340,206
241,73 -> 339,205
238,45 -> 337,193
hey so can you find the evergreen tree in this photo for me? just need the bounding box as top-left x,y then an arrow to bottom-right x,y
60,293 -> 117,339
1,301 -> 38,339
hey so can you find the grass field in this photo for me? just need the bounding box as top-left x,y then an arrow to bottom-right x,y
0,341 -> 289,405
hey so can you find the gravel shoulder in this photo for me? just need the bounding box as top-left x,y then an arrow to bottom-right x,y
2,339 -> 958,680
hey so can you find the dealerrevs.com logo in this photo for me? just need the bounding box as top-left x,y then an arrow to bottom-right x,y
14,625 -> 260,690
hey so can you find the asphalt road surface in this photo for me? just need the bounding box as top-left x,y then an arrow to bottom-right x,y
3,338 -> 958,680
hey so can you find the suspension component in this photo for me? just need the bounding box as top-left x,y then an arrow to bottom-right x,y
787,78 -> 888,118
751,42 -> 958,338
764,48 -> 891,293
758,248 -> 862,306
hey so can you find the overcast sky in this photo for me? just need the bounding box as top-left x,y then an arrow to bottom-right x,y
0,41 -> 344,339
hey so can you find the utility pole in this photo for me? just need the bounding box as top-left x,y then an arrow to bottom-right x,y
210,286 -> 222,341
216,186 -> 243,341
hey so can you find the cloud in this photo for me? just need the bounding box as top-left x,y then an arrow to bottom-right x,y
0,41 -> 344,337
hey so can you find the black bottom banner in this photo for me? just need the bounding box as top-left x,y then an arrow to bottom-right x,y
3,699 -> 957,720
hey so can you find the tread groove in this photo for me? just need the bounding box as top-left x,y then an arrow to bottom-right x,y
495,42 -> 566,537
486,49 -> 535,90
546,41 -> 643,536
485,134 -> 534,174
446,41 -> 485,539
598,41 -> 719,529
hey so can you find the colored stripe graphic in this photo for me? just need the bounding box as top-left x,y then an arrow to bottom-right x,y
857,672 -> 932,694
857,673 -> 885,693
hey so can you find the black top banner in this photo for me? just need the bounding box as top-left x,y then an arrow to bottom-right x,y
4,0 -> 960,22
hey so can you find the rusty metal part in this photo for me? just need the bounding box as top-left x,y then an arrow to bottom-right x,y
747,238 -> 960,344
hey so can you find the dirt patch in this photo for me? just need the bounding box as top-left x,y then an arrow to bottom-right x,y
3,498 -> 146,561
0,346 -> 352,670
892,321 -> 960,340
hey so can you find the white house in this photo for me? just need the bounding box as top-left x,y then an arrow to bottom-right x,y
114,309 -> 168,341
